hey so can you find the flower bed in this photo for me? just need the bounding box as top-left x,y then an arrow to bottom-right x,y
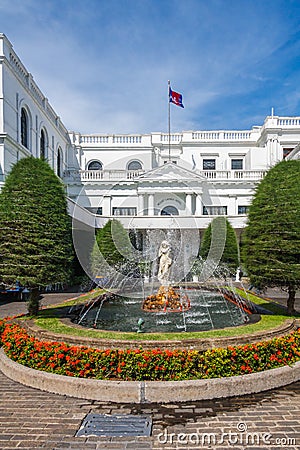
0,319 -> 300,381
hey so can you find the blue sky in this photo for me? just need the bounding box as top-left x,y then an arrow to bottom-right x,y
1,0 -> 300,134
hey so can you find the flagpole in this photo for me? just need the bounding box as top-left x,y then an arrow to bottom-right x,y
168,80 -> 171,162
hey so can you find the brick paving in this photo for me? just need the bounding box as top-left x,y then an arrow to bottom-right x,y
0,289 -> 299,449
0,372 -> 299,449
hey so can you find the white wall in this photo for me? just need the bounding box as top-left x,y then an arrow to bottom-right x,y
0,33 -> 72,178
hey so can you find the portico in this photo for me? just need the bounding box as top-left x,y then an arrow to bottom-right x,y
132,163 -> 206,217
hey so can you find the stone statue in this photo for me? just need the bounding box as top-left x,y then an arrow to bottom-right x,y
158,240 -> 172,284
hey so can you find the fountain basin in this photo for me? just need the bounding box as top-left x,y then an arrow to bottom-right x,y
74,288 -> 251,333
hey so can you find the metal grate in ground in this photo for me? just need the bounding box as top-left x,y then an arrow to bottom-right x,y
76,413 -> 152,437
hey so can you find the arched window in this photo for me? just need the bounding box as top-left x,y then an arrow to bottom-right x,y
127,160 -> 142,171
161,206 -> 179,216
21,108 -> 29,149
40,129 -> 46,159
87,160 -> 103,170
57,147 -> 63,178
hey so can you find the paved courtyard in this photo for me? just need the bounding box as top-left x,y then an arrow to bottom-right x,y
0,371 -> 299,449
0,289 -> 299,449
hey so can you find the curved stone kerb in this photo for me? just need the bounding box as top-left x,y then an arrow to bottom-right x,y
20,318 -> 300,351
0,348 -> 299,403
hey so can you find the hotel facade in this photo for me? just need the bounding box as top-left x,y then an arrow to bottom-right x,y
1,33 -> 300,247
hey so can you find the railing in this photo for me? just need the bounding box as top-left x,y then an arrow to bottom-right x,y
192,131 -> 252,141
64,169 -> 145,181
160,133 -> 182,142
75,119 -> 300,148
113,135 -> 142,144
64,169 -> 267,182
199,170 -> 267,180
79,135 -> 143,144
277,118 -> 300,126
80,135 -> 109,144
192,132 -> 220,140
223,132 -> 252,140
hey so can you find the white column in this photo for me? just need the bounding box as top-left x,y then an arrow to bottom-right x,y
195,194 -> 202,215
186,193 -> 193,215
138,194 -> 144,215
102,195 -> 111,216
148,193 -> 154,215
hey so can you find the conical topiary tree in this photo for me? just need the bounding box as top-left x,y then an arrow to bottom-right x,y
242,159 -> 300,314
200,216 -> 239,276
91,219 -> 132,275
0,156 -> 73,315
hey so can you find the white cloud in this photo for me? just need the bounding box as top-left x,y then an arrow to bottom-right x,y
1,0 -> 300,133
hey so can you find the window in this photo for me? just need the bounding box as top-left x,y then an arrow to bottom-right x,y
231,159 -> 243,170
127,160 -> 142,171
87,160 -> 103,170
203,159 -> 216,170
203,206 -> 227,215
40,129 -> 46,159
57,147 -> 63,178
21,108 -> 29,149
85,207 -> 103,215
283,148 -> 293,159
238,206 -> 249,215
112,207 -> 137,216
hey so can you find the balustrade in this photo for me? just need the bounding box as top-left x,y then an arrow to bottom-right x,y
77,169 -> 144,181
223,132 -> 251,140
80,135 -> 109,144
192,132 -> 220,140
191,131 -> 252,141
113,135 -> 142,144
199,170 -> 267,180
65,169 -> 266,182
79,135 -> 143,144
277,118 -> 300,126
160,133 -> 182,142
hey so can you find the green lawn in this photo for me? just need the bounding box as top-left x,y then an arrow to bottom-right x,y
31,287 -> 298,342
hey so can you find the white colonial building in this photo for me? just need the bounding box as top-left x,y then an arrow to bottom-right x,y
1,33 -> 300,245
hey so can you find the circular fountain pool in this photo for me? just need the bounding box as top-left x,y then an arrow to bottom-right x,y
75,288 -> 250,333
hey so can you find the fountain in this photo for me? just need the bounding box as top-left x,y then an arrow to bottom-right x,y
72,231 -> 257,333
142,240 -> 191,313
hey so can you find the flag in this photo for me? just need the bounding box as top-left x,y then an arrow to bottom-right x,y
169,86 -> 184,108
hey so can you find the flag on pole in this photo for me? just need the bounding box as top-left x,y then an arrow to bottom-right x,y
169,86 -> 184,108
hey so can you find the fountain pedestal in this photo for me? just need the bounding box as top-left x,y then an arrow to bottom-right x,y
142,286 -> 190,313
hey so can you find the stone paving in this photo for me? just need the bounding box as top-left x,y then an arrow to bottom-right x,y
0,289 -> 299,449
0,371 -> 299,449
